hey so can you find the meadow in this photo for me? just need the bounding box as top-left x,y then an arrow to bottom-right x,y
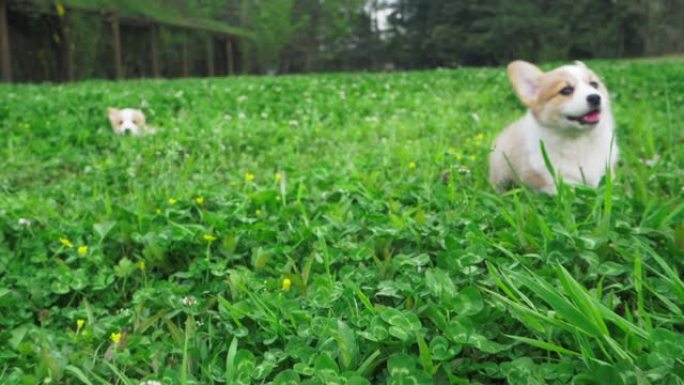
0,59 -> 683,385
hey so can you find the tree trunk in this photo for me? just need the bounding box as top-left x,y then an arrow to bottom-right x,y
0,0 -> 11,82
238,0 -> 250,75
111,16 -> 123,79
239,38 -> 249,75
206,35 -> 214,77
149,23 -> 160,78
225,37 -> 234,76
182,36 -> 189,77
57,13 -> 73,82
280,47 -> 290,75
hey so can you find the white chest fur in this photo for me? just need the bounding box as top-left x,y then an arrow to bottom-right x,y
526,111 -> 618,187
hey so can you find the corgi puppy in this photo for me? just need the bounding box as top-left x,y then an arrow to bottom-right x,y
489,60 -> 618,194
107,107 -> 155,136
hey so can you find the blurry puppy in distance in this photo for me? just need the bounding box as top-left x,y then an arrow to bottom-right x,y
489,60 -> 618,194
107,108 -> 156,136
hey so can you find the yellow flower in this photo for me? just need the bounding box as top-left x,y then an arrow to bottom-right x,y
456,153 -> 463,161
274,172 -> 283,182
56,3 -> 65,17
255,209 -> 262,216
203,234 -> 217,242
168,198 -> 177,205
408,162 -> 417,170
59,238 -> 74,248
475,133 -> 485,142
76,319 -> 85,329
282,278 -> 292,291
448,147 -> 457,154
244,172 -> 255,182
469,155 -> 476,161
156,208 -> 161,215
137,261 -> 146,270
77,245 -> 88,255
195,196 -> 205,205
110,332 -> 122,344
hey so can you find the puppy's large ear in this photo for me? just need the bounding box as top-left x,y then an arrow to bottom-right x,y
574,60 -> 587,68
107,107 -> 121,134
507,61 -> 543,107
133,109 -> 146,125
107,107 -> 120,122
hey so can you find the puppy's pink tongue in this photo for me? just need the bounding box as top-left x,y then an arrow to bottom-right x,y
581,111 -> 600,123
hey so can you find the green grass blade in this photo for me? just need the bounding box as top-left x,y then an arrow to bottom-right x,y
64,365 -> 95,385
225,336 -> 238,384
506,335 -> 580,356
510,269 -> 604,337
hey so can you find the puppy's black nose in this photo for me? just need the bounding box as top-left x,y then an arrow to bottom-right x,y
587,94 -> 601,106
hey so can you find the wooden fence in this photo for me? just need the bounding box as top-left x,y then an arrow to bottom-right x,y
0,0 -> 247,83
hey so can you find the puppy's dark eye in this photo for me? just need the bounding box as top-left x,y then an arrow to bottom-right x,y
589,81 -> 599,89
560,86 -> 574,95
117,120 -> 123,125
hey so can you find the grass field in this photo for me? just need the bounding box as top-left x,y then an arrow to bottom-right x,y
1,59 -> 683,385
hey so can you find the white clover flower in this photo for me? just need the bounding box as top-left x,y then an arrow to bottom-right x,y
140,381 -> 162,385
238,112 -> 246,120
182,296 -> 197,306
127,167 -> 137,178
288,120 -> 299,127
640,154 -> 661,168
458,166 -> 471,175
18,218 -> 32,227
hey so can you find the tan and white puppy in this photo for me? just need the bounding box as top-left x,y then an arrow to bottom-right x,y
107,107 -> 155,136
489,60 -> 618,194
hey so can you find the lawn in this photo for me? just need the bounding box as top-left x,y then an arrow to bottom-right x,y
1,59 -> 683,385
